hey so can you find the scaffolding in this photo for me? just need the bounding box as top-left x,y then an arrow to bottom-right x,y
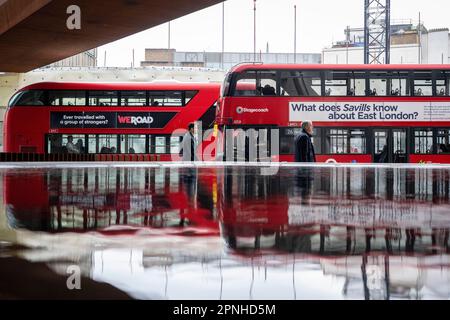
364,0 -> 391,64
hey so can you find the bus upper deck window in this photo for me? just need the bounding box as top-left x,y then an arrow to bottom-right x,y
324,71 -> 349,96
120,91 -> 147,106
388,72 -> 409,96
413,71 -> 433,96
349,72 -> 366,96
221,73 -> 231,97
369,72 -> 388,96
48,91 -> 86,106
436,71 -> 450,96
164,91 -> 182,106
184,91 -> 198,105
89,91 -> 118,106
279,71 -> 321,97
8,92 -> 21,107
149,91 -> 183,106
258,72 -> 277,96
11,90 -> 46,106
233,71 -> 277,96
234,71 -> 258,96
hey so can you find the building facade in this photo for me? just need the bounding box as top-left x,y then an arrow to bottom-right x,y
45,49 -> 98,68
141,49 -> 322,70
323,22 -> 450,64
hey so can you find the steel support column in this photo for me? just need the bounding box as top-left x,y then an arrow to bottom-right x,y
364,0 -> 391,64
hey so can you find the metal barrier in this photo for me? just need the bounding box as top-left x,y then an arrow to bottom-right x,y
0,153 -> 163,162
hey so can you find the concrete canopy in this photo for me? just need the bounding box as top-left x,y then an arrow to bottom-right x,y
0,0 -> 223,72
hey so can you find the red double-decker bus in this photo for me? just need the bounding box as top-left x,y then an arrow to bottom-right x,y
4,81 -> 220,160
216,63 -> 450,163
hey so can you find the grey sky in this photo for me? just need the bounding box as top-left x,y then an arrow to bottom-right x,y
98,0 -> 450,67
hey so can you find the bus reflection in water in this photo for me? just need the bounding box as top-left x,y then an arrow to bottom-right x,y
3,165 -> 450,299
218,166 -> 450,299
4,166 -> 450,251
217,64 -> 450,163
3,167 -> 218,232
219,167 -> 450,256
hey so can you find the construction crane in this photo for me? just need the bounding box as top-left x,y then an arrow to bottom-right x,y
364,0 -> 391,64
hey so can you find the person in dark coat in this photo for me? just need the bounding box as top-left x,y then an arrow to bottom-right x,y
294,120 -> 316,162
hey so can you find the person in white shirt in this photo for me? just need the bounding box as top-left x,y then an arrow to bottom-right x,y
181,123 -> 198,161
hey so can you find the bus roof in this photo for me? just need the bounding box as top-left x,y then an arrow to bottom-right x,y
18,81 -> 221,92
229,63 -> 450,73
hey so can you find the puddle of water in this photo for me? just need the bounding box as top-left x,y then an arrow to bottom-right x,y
0,165 -> 449,300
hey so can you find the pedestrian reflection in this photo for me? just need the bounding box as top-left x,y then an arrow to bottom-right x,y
179,167 -> 198,227
180,167 -> 198,201
296,167 -> 314,205
405,228 -> 417,253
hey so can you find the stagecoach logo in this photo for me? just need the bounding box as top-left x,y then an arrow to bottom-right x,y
236,106 -> 269,114
118,115 -> 154,126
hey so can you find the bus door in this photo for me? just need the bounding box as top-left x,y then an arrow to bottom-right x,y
227,127 -> 273,162
373,129 -> 408,163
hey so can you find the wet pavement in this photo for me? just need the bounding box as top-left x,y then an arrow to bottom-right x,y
0,163 -> 450,300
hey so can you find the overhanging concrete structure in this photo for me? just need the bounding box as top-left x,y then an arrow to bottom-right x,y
0,0 -> 223,72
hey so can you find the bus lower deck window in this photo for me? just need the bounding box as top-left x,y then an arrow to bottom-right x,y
437,130 -> 450,153
326,129 -> 366,154
154,136 -> 167,154
170,136 -> 182,154
121,135 -> 146,153
414,129 -> 433,154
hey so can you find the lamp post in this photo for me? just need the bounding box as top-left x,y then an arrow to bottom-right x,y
253,0 -> 256,61
294,5 -> 297,64
222,2 -> 225,70
418,12 -> 422,64
168,21 -> 171,49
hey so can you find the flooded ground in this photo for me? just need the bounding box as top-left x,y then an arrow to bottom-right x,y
0,163 -> 449,300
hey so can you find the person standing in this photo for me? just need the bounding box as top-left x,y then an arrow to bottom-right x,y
181,123 -> 198,161
65,136 -> 79,154
294,120 -> 316,162
75,139 -> 85,154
